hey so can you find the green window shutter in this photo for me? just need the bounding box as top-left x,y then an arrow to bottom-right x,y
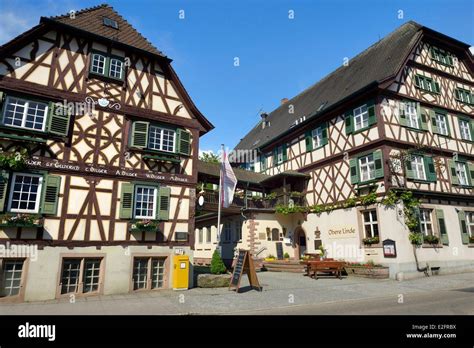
399,101 -> 407,126
373,150 -> 384,179
157,186 -> 171,220
448,159 -> 459,185
367,100 -> 376,126
405,158 -> 414,179
458,211 -> 469,244
176,129 -> 191,156
282,144 -> 288,162
468,162 -> 474,186
345,110 -> 353,135
447,55 -> 454,66
130,121 -> 149,149
349,158 -> 359,184
0,170 -> 10,212
273,148 -> 278,166
454,89 -> 461,101
418,103 -> 428,131
305,130 -> 313,152
40,175 -> 61,215
321,122 -> 328,146
430,109 -> 439,134
433,81 -> 441,94
429,47 -> 436,59
414,75 -> 421,88
119,183 -> 134,219
47,102 -> 72,136
424,156 -> 437,182
435,209 -> 449,246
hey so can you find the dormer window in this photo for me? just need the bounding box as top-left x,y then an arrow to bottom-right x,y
103,17 -> 119,29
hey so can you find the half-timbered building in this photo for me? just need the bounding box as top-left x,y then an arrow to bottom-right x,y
197,21 -> 473,279
0,4 -> 212,301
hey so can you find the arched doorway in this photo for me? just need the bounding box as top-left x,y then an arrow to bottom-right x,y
294,227 -> 307,259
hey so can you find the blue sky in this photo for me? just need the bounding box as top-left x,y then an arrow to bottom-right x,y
1,0 -> 473,154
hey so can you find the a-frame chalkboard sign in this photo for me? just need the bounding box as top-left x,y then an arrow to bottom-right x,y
229,249 -> 262,293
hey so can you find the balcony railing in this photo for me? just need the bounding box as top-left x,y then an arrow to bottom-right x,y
200,191 -> 306,210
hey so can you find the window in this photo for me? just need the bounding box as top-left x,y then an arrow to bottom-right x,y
206,227 -> 211,243
466,212 -> 474,238
419,209 -> 433,236
259,154 -> 267,171
89,52 -> 124,81
406,103 -> 419,129
430,47 -> 454,66
435,113 -> 448,136
3,96 -> 48,131
359,154 -> 375,182
455,88 -> 473,105
411,155 -> 426,181
459,119 -> 472,141
91,53 -> 107,75
277,146 -> 284,164
363,210 -> 379,238
353,104 -> 369,131
267,228 -> 279,241
415,75 -> 440,94
60,258 -> 102,295
198,228 -> 203,244
234,221 -> 242,242
456,162 -> 469,186
103,17 -> 119,29
1,259 -> 24,297
109,58 -> 123,79
312,127 -> 323,148
7,173 -> 43,213
223,222 -> 231,242
148,125 -> 175,153
132,257 -> 166,291
134,185 -> 157,219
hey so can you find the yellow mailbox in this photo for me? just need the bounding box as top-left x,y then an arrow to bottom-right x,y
173,255 -> 189,290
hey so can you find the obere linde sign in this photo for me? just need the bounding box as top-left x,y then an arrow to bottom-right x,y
328,226 -> 357,239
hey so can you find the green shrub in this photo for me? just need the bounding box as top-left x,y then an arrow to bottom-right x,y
283,252 -> 290,258
210,250 -> 227,274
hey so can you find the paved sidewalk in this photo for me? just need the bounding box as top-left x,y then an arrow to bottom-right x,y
1,272 -> 473,315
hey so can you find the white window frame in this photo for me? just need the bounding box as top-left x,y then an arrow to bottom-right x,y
277,146 -> 284,164
359,154 -> 375,182
133,185 -> 157,219
459,119 -> 472,141
1,259 -> 24,297
406,103 -> 419,129
353,104 -> 369,131
148,125 -> 176,153
362,210 -> 379,238
411,155 -> 426,181
109,58 -> 123,79
2,96 -> 48,131
456,162 -> 469,186
312,127 -> 323,148
435,113 -> 448,136
466,212 -> 474,238
7,173 -> 43,214
419,209 -> 433,236
91,53 -> 107,75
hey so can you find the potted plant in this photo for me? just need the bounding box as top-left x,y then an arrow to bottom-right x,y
264,254 -> 276,262
362,236 -> 380,246
283,252 -> 290,260
423,234 -> 439,245
0,213 -> 43,227
130,219 -> 159,232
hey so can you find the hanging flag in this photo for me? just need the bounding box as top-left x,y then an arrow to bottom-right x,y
220,149 -> 237,208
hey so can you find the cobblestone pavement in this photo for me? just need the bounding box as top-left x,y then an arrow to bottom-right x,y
1,271 -> 473,315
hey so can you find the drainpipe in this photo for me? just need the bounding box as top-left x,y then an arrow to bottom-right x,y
412,244 -> 429,276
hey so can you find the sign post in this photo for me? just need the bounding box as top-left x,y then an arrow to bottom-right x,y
229,249 -> 262,293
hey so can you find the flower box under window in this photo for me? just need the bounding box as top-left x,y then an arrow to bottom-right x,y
0,213 -> 44,227
129,219 -> 160,233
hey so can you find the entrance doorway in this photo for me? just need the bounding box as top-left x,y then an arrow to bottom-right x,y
294,227 -> 307,258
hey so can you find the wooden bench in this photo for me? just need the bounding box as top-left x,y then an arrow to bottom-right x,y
306,261 -> 345,279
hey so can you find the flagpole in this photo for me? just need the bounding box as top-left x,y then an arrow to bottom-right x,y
216,144 -> 224,251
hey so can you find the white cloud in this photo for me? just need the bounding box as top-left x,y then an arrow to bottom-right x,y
0,11 -> 35,43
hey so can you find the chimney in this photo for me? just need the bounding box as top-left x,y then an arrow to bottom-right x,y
261,112 -> 269,129
281,98 -> 289,105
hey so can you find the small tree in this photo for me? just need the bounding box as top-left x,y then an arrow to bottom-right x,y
210,250 -> 227,274
200,151 -> 220,164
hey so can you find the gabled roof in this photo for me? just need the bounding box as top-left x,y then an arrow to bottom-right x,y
198,160 -> 270,185
41,4 -> 165,58
235,21 -> 428,151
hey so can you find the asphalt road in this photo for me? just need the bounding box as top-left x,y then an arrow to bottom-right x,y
233,287 -> 474,315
